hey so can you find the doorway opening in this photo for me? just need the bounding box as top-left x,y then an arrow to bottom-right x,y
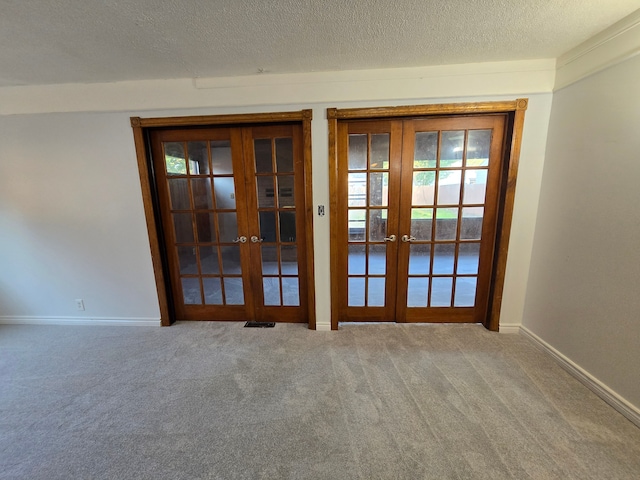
131,111 -> 316,328
328,100 -> 528,331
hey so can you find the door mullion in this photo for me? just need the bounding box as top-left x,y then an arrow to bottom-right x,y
239,128 -> 262,319
394,120 -> 415,322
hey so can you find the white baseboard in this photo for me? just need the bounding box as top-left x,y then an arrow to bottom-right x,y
499,323 -> 521,334
520,325 -> 640,428
315,323 -> 332,331
0,316 -> 160,327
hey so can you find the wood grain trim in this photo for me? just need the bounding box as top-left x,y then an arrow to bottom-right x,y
329,100 -> 521,120
137,111 -> 308,128
328,114 -> 340,330
486,104 -> 528,331
302,111 -> 317,330
130,119 -> 172,326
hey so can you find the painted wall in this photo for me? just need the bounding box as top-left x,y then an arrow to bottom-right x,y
522,54 -> 640,409
0,61 -> 554,328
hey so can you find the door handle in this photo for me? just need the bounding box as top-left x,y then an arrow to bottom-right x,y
383,234 -> 397,242
401,235 -> 417,243
233,236 -> 247,243
250,235 -> 264,243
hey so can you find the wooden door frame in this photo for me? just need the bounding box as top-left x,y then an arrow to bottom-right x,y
131,110 -> 316,328
327,99 -> 528,331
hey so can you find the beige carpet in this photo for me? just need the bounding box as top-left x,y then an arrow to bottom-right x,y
1,322 -> 639,479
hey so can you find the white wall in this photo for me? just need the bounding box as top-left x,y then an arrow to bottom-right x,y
0,113 -> 160,325
0,60 -> 554,328
523,54 -> 640,410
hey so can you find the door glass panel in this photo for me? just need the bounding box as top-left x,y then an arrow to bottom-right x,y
282,277 -> 300,306
463,170 -> 487,204
348,245 -> 366,274
168,179 -> 190,210
431,277 -> 453,307
433,243 -> 455,274
211,140 -> 233,174
195,212 -> 216,243
173,213 -> 194,243
368,209 -> 387,242
187,141 -> 209,175
348,134 -> 367,170
213,177 -> 236,209
370,134 -> 390,169
348,173 -> 367,207
410,208 -> 433,240
412,172 -> 435,205
348,210 -> 366,241
454,277 -> 477,307
280,246 -> 298,274
458,243 -> 480,274
275,138 -> 294,173
259,212 -> 276,242
461,207 -> 483,240
256,177 -> 275,208
466,130 -> 491,166
181,278 -> 201,305
223,278 -> 244,305
437,170 -> 461,205
279,212 -> 296,242
203,278 -> 223,305
368,245 -> 386,275
369,172 -> 388,206
407,277 -> 429,307
177,246 -> 198,274
277,176 -> 295,208
368,278 -> 385,306
200,246 -> 220,274
220,246 -> 241,274
217,213 -> 238,242
435,208 -> 458,240
408,245 -> 430,275
254,139 -> 273,173
261,246 -> 279,274
263,277 -> 281,306
348,277 -> 365,306
191,178 -> 213,209
164,142 -> 186,175
440,131 -> 464,167
414,132 -> 437,168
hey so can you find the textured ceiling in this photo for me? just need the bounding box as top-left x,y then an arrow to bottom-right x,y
1,0 -> 639,87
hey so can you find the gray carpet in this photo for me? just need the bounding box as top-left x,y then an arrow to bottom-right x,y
1,322 -> 639,479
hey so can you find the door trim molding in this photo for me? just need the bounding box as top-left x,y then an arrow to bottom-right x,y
327,100 -> 528,331
131,110 -> 316,328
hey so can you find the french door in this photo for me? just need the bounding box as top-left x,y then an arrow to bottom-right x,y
150,123 -> 308,322
336,114 -> 507,323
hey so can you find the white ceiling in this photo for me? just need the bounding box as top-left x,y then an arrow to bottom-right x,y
1,0 -> 639,87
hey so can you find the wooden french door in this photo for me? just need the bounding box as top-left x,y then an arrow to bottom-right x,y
336,114 -> 506,323
150,123 -> 308,322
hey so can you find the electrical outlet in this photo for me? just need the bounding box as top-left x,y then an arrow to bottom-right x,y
75,299 -> 85,311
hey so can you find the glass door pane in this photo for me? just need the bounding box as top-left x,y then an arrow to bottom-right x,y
253,135 -> 299,307
344,127 -> 400,318
161,138 -> 247,308
403,128 -> 484,309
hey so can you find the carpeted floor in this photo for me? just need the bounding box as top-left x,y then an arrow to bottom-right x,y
1,322 -> 639,479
